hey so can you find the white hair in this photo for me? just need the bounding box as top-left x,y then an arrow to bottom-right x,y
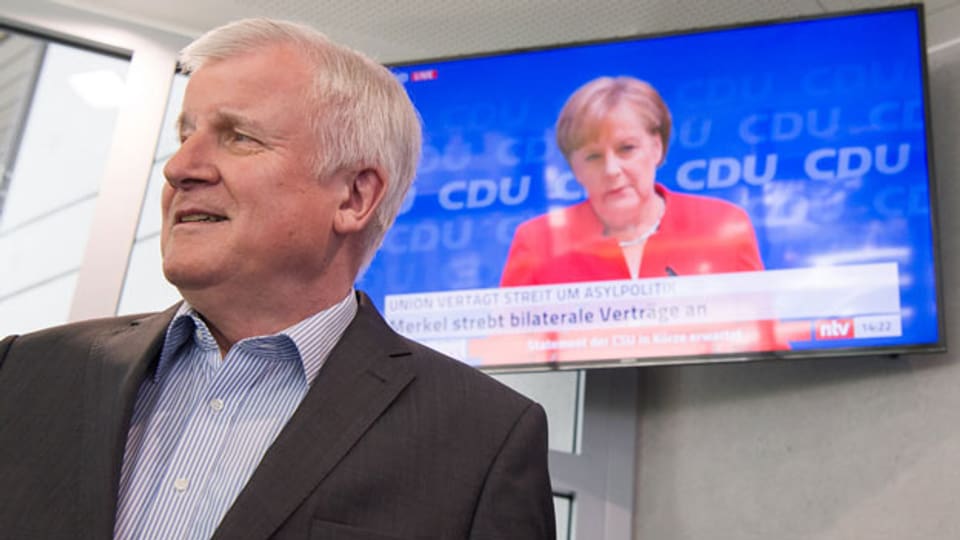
179,18 -> 422,269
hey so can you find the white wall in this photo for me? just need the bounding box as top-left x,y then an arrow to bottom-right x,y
633,10 -> 960,538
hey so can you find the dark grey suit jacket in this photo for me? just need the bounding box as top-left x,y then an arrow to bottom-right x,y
0,293 -> 555,539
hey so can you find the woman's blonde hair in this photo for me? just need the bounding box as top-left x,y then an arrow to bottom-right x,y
555,76 -> 671,165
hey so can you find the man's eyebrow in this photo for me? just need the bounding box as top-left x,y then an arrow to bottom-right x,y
174,110 -> 267,135
175,113 -> 194,134
212,110 -> 267,133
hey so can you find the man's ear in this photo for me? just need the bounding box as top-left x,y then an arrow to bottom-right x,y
333,167 -> 386,234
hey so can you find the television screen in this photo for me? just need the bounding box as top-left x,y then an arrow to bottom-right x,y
357,5 -> 944,370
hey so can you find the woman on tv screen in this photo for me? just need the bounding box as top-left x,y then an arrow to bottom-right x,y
500,76 -> 765,286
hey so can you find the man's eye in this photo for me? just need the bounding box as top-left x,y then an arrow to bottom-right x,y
584,153 -> 600,162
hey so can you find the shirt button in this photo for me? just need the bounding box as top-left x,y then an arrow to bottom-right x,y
209,398 -> 225,412
173,477 -> 189,492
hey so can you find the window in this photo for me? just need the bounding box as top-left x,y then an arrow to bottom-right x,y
0,32 -> 129,334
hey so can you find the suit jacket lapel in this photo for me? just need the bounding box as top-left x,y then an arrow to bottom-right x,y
213,296 -> 416,540
78,306 -> 177,540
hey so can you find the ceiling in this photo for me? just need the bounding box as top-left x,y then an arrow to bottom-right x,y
48,0 -> 960,64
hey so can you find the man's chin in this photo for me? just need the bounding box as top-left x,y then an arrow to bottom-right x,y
162,264 -> 221,293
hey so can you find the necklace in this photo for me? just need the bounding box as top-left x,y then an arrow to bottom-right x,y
617,197 -> 665,247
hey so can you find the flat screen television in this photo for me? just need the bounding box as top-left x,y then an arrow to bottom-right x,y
356,4 -> 944,370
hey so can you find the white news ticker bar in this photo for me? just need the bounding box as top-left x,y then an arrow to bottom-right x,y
384,263 -> 902,339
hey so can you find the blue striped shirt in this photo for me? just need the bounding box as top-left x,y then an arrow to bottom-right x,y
114,292 -> 358,539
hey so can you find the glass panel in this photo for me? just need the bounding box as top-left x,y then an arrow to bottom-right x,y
553,494 -> 573,540
117,74 -> 186,315
0,34 -> 129,334
118,232 -> 179,314
492,370 -> 582,453
0,32 -> 43,215
0,272 -> 77,335
0,197 -> 96,305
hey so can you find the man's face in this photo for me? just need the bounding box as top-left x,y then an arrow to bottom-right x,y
161,44 -> 342,298
568,103 -> 663,232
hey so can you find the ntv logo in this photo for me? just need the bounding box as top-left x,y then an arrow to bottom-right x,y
815,318 -> 855,340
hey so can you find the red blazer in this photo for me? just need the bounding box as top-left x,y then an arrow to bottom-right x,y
501,184 -> 764,285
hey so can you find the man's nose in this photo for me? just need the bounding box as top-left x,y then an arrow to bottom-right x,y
163,134 -> 219,190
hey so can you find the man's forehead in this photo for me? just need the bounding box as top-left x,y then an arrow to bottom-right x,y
176,51 -> 311,122
186,49 -> 311,95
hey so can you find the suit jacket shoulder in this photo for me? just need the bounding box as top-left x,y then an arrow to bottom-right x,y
0,308 -> 176,539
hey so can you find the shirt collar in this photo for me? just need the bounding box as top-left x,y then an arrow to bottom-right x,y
155,291 -> 359,386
